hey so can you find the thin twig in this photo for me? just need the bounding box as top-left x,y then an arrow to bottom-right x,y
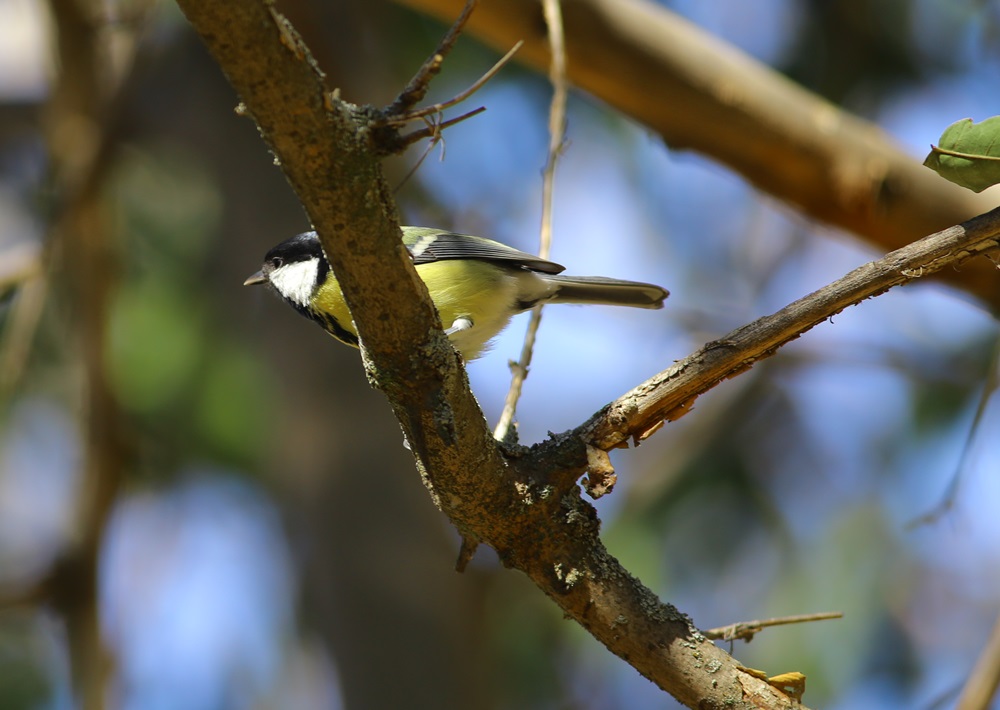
396,105 -> 486,145
703,612 -> 843,643
493,0 -> 567,442
386,0 -> 478,115
906,333 -> 1000,530
385,41 -> 523,125
394,130 -> 440,194
395,107 -> 488,191
454,535 -> 479,572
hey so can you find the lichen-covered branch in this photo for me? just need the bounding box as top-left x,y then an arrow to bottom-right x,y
578,208 -> 1000,452
174,1 -> 805,706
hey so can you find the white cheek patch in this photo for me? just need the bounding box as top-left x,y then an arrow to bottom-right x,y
269,260 -> 319,307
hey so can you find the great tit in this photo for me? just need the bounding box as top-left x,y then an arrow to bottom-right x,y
244,226 -> 668,360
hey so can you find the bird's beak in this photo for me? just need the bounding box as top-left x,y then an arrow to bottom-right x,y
244,270 -> 267,286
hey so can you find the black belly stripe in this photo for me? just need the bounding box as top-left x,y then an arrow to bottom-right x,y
292,301 -> 360,347
316,311 -> 359,347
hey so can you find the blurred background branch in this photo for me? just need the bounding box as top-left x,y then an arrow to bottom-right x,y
957,610 -> 1000,710
34,0 -> 153,706
395,0 -> 1000,310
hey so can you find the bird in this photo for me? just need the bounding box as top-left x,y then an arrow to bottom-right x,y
244,226 -> 668,360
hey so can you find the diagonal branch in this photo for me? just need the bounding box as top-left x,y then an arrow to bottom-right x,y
175,2 -> 806,707
384,41 -> 522,126
576,207 -> 1000,453
173,2 -> 1000,707
385,0 -> 478,115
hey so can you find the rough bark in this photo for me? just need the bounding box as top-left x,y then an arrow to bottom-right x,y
174,1 -> 807,706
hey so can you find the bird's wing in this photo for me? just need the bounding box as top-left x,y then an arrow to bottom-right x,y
403,228 -> 565,275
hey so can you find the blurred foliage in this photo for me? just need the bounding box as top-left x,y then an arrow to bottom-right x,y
104,143 -> 274,472
0,613 -> 51,710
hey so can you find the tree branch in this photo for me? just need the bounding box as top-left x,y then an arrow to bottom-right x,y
393,0 -> 1000,310
575,207 -> 1000,453
39,0 -> 155,704
175,2 -> 804,707
383,41 -> 522,127
385,0 -> 478,116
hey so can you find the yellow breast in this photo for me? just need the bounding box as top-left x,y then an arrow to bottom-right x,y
312,259 -> 523,359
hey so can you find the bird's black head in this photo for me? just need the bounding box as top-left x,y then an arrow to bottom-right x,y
244,231 -> 330,310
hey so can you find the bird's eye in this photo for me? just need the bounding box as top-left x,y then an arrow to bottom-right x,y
270,256 -> 283,269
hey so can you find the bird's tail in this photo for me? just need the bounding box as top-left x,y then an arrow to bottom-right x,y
540,275 -> 668,309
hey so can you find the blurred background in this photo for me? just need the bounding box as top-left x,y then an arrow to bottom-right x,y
2,0 -> 1000,708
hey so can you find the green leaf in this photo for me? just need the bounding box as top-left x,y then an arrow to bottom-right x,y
923,116 -> 1000,192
